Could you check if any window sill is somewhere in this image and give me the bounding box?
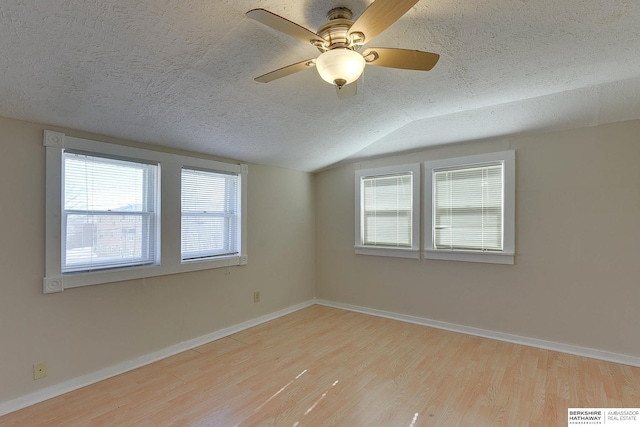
[355,246,420,259]
[44,254,245,292]
[423,249,514,265]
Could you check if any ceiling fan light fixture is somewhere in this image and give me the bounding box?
[315,48,365,87]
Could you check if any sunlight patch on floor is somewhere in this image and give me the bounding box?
[293,380,340,426]
[254,369,308,413]
[409,412,420,427]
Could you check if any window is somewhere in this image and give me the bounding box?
[63,152,159,272]
[181,168,239,261]
[354,164,420,258]
[433,164,503,251]
[424,151,515,264]
[44,130,247,293]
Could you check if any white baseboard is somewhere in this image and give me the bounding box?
[0,299,315,417]
[315,299,640,368]
[4,298,638,417]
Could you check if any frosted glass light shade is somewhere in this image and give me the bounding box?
[316,49,365,87]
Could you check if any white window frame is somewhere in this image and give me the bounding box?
[423,151,515,265]
[44,130,248,293]
[61,151,160,273]
[180,167,241,262]
[354,163,421,259]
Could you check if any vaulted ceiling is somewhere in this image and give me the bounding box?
[1,0,639,171]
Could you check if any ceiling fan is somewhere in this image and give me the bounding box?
[246,0,440,98]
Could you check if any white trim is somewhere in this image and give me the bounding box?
[43,277,63,294]
[239,164,248,265]
[44,131,248,290]
[44,144,63,291]
[315,299,640,368]
[422,249,514,264]
[0,300,315,417]
[43,130,65,148]
[423,150,515,264]
[354,246,420,259]
[354,163,421,256]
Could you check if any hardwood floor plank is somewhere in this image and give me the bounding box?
[1,305,639,426]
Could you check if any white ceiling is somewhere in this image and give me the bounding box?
[1,0,639,172]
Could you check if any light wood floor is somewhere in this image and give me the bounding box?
[2,305,639,426]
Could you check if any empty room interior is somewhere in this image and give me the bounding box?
[1,0,639,425]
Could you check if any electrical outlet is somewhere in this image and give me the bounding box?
[33,362,48,380]
[253,291,260,303]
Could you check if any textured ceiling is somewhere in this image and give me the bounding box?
[1,0,639,171]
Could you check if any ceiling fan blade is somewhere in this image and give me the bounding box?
[247,9,325,46]
[348,0,419,44]
[337,81,357,99]
[362,48,439,71]
[254,58,317,83]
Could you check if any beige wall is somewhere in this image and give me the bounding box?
[316,120,640,357]
[2,114,640,406]
[0,116,316,402]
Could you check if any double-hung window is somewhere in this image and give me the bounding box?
[44,130,247,293]
[353,153,514,264]
[424,151,515,264]
[354,164,420,258]
[181,168,239,261]
[62,151,159,272]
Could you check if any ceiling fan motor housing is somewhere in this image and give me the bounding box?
[316,7,357,51]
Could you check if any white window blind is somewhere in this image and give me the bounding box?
[433,163,503,251]
[62,151,159,273]
[181,168,239,261]
[362,173,413,247]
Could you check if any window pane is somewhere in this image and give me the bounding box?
[65,214,154,271]
[64,154,150,211]
[62,152,158,273]
[181,168,239,261]
[362,173,413,247]
[434,164,503,251]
